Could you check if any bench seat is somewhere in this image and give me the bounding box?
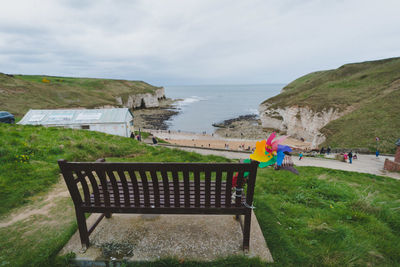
[87,181,246,208]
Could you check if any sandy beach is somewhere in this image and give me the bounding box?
[145,129,311,150]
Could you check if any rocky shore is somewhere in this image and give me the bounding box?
[132,98,179,130]
[212,114,269,139]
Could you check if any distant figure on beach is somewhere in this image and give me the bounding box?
[152,136,158,145]
[376,150,379,158]
[327,146,331,155]
[299,152,303,160]
[348,151,353,164]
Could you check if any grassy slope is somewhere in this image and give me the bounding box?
[262,57,400,152]
[0,73,162,117]
[0,124,228,216]
[255,167,400,266]
[1,124,400,266]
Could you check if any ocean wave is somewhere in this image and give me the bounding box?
[247,108,259,115]
[176,96,206,107]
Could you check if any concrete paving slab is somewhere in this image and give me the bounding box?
[60,211,273,265]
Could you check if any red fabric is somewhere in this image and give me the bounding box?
[232,173,238,188]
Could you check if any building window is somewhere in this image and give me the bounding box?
[81,125,90,130]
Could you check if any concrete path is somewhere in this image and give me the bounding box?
[162,145,400,180]
[61,212,273,264]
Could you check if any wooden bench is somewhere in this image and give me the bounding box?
[58,159,258,251]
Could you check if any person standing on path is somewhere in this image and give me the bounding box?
[299,152,303,160]
[327,146,331,155]
[348,151,353,164]
[152,136,158,145]
[376,150,380,158]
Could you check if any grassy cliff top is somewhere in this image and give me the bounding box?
[0,74,162,116]
[261,57,400,152]
[263,57,400,112]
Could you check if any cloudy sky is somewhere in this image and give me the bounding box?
[1,0,399,85]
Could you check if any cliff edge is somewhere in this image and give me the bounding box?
[0,74,165,116]
[259,57,400,152]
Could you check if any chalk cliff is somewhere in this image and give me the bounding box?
[259,104,347,148]
[116,87,166,109]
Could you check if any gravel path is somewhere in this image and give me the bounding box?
[163,145,400,180]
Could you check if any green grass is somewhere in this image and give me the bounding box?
[0,73,161,117]
[1,124,400,266]
[0,124,228,216]
[261,57,400,153]
[254,167,400,266]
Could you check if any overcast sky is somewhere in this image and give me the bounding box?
[0,0,399,86]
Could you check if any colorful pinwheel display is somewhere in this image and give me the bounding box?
[249,132,297,174]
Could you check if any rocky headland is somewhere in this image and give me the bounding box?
[132,98,179,130]
[257,57,400,153]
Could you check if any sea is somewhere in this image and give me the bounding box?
[164,84,285,134]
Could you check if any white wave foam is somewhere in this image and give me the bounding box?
[176,96,206,107]
[247,108,259,115]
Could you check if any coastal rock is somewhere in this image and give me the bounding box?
[259,104,347,148]
[116,88,166,109]
[132,98,179,130]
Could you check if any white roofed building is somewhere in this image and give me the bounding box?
[18,108,134,137]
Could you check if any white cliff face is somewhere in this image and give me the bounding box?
[115,87,165,109]
[259,103,345,148]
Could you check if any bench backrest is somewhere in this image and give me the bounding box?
[58,160,258,209]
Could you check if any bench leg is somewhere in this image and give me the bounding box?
[105,212,112,218]
[243,211,251,251]
[75,208,89,249]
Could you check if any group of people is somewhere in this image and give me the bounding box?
[343,151,357,164]
[319,146,332,155]
[298,148,358,164]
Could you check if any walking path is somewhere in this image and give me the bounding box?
[158,144,400,180]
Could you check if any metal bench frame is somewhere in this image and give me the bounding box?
[58,159,258,251]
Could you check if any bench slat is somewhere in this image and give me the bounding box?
[84,169,100,206]
[235,170,245,207]
[139,171,151,207]
[194,171,201,207]
[127,170,141,207]
[215,170,222,207]
[172,170,180,207]
[75,170,91,204]
[183,170,190,207]
[205,171,211,208]
[161,171,170,207]
[225,170,233,207]
[150,170,160,207]
[106,170,121,206]
[117,170,130,207]
[95,168,111,207]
